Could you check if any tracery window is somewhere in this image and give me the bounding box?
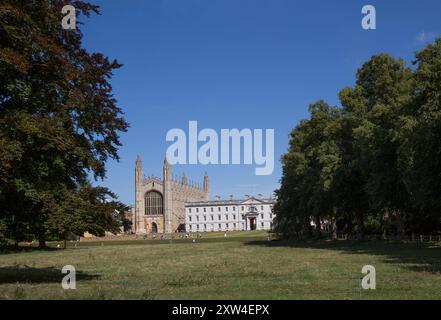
[145,191,163,215]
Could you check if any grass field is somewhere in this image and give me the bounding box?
[1,231,440,300]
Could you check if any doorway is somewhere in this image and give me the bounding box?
[249,217,257,231]
[151,222,158,234]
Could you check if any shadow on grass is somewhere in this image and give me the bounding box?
[0,265,100,284]
[245,239,441,274]
[0,246,62,256]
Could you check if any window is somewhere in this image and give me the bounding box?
[203,208,206,213]
[233,206,236,211]
[196,208,199,213]
[204,216,206,221]
[241,206,244,211]
[226,215,228,220]
[218,207,221,212]
[189,216,192,222]
[211,207,214,212]
[218,224,221,229]
[261,222,264,227]
[261,214,264,219]
[196,216,199,221]
[211,215,214,221]
[233,215,236,220]
[197,225,200,230]
[218,215,221,220]
[189,208,192,213]
[261,206,264,210]
[145,191,163,215]
[234,223,236,228]
[226,207,229,212]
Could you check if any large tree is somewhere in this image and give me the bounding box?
[403,39,441,233]
[274,40,441,239]
[337,54,413,239]
[0,1,129,247]
[274,101,341,238]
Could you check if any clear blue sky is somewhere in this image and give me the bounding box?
[80,0,441,205]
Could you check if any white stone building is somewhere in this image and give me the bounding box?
[185,197,276,233]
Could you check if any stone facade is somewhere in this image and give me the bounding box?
[134,156,209,234]
[185,197,276,232]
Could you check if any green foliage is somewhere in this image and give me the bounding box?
[0,1,129,246]
[275,39,441,239]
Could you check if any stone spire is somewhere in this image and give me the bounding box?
[163,155,172,233]
[163,156,171,181]
[134,155,144,234]
[135,155,143,184]
[203,172,209,199]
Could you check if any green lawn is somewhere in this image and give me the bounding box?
[0,231,440,300]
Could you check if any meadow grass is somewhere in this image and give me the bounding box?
[0,231,440,300]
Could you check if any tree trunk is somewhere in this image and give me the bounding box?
[332,219,337,240]
[396,210,405,240]
[38,236,46,248]
[356,212,364,240]
[306,219,313,238]
[380,209,386,239]
[315,216,322,237]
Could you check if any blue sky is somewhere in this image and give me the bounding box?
[80,0,441,205]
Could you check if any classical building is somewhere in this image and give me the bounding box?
[185,197,276,233]
[133,156,209,234]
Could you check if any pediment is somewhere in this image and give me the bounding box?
[239,197,265,205]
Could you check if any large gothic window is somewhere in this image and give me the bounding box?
[145,191,163,215]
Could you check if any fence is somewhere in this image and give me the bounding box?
[335,234,441,242]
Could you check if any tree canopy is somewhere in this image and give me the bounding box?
[0,0,129,247]
[274,39,441,239]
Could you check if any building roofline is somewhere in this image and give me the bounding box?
[185,197,276,207]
